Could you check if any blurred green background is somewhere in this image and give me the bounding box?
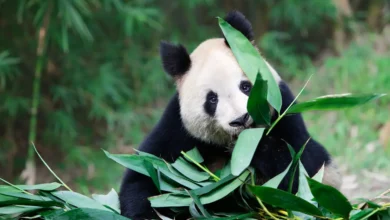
[0,0,389,199]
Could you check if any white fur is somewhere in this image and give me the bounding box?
[323,161,342,189]
[178,38,253,146]
[176,38,283,146]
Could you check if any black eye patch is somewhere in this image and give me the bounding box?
[239,81,252,96]
[204,91,218,117]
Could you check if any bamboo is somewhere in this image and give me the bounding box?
[23,3,52,185]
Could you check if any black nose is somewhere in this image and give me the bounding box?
[229,113,249,127]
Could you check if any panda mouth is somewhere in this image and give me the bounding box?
[231,123,256,140]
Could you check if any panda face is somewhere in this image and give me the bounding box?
[159,11,282,146]
[176,39,254,146]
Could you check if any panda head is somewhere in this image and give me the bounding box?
[160,11,280,146]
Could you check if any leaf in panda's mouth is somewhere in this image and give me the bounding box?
[230,128,265,176]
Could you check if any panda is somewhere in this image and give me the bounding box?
[119,10,341,219]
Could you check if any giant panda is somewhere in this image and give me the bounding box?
[119,10,341,219]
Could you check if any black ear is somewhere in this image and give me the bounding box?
[223,10,254,46]
[160,41,191,77]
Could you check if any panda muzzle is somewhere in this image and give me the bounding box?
[229,113,250,128]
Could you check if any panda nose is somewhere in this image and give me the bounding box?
[229,113,249,127]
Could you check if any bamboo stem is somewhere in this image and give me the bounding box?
[24,3,52,185]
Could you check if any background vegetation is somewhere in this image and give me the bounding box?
[0,0,389,199]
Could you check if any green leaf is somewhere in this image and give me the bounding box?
[287,93,386,114]
[306,177,352,218]
[262,161,292,188]
[0,193,60,207]
[185,148,204,163]
[134,150,201,189]
[286,143,296,159]
[0,182,62,192]
[189,202,204,218]
[52,191,111,212]
[218,17,282,113]
[106,150,200,190]
[0,192,52,202]
[231,128,265,176]
[288,138,310,193]
[143,160,161,192]
[294,161,316,220]
[157,163,201,190]
[296,161,315,205]
[247,73,270,125]
[53,208,130,220]
[219,162,231,179]
[104,150,149,176]
[158,175,184,194]
[0,205,42,215]
[350,209,375,220]
[149,170,250,207]
[92,189,120,214]
[191,175,236,196]
[312,164,325,183]
[198,212,256,219]
[39,209,66,219]
[187,190,211,217]
[172,157,209,182]
[247,185,323,217]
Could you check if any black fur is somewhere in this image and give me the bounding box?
[160,41,191,77]
[119,93,228,219]
[223,10,254,46]
[204,91,218,117]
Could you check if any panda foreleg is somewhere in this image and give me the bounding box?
[250,80,341,192]
[119,169,159,219]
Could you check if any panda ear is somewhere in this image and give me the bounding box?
[160,41,191,77]
[223,10,254,46]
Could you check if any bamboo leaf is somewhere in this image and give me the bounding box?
[247,185,323,217]
[104,150,149,176]
[172,157,209,182]
[0,182,61,192]
[52,191,111,212]
[287,93,386,114]
[184,148,204,163]
[187,190,212,217]
[218,17,282,113]
[53,208,130,220]
[293,161,317,220]
[149,170,250,207]
[350,209,374,220]
[143,160,161,192]
[0,205,43,215]
[312,164,325,183]
[262,162,292,188]
[231,128,265,176]
[247,73,271,125]
[191,175,236,196]
[92,189,120,214]
[306,177,352,219]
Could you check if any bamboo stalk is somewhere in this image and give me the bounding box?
[23,3,52,185]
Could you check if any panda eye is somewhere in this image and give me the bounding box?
[208,95,218,104]
[240,81,252,95]
[206,91,218,104]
